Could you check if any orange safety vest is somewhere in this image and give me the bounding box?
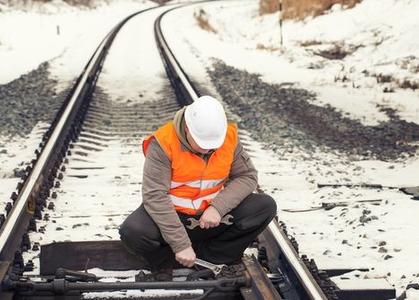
[142,122,238,215]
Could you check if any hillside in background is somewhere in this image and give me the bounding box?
[0,0,141,10]
[260,0,362,18]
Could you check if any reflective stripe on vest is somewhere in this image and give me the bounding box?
[142,122,238,215]
[170,178,226,189]
[170,191,220,211]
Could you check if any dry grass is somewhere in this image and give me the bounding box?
[315,43,362,60]
[298,40,323,47]
[194,9,217,34]
[372,73,418,90]
[259,0,362,19]
[397,79,418,90]
[149,0,171,4]
[375,74,393,83]
[256,43,281,52]
[5,0,97,7]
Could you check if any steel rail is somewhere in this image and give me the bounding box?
[1,2,328,300]
[0,2,168,277]
[268,221,328,300]
[156,2,328,300]
[0,26,107,256]
[9,277,246,292]
[154,3,203,105]
[154,0,252,105]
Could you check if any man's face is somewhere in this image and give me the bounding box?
[185,126,213,155]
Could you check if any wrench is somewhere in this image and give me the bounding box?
[186,214,234,230]
[194,258,227,276]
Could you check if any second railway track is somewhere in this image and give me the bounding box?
[0,2,397,300]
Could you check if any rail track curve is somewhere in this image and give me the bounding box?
[0,2,396,300]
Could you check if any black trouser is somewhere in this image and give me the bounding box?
[119,193,277,270]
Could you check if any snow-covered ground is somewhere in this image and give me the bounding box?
[162,0,419,298]
[168,0,419,127]
[0,0,156,237]
[1,0,418,299]
[0,0,156,89]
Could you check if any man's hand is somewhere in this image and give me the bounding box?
[199,206,221,229]
[175,246,196,267]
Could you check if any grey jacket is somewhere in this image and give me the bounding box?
[142,107,258,253]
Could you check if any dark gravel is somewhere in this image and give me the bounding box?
[208,60,419,161]
[0,62,71,137]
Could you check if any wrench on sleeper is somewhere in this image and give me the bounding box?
[194,258,227,276]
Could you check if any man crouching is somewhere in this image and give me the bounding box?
[119,96,277,280]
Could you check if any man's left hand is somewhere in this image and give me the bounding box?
[199,206,221,229]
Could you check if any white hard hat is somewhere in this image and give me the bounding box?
[185,96,227,149]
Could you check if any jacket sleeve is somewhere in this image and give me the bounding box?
[142,139,192,253]
[210,140,258,216]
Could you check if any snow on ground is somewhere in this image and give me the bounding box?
[13,4,187,299]
[166,0,419,127]
[0,122,50,205]
[0,0,156,90]
[97,4,170,102]
[21,2,174,260]
[0,1,156,212]
[162,0,419,297]
[81,270,202,299]
[1,0,419,298]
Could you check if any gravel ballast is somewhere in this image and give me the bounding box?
[208,60,419,161]
[0,62,72,138]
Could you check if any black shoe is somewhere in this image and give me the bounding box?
[216,262,245,279]
[186,268,214,281]
[135,270,154,282]
[135,267,173,282]
[152,267,173,281]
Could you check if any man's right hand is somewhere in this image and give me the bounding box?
[175,246,196,268]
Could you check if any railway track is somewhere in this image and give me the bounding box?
[0,2,396,300]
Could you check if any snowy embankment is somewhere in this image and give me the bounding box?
[162,0,419,298]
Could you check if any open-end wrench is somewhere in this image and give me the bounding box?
[194,258,227,276]
[186,214,234,230]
